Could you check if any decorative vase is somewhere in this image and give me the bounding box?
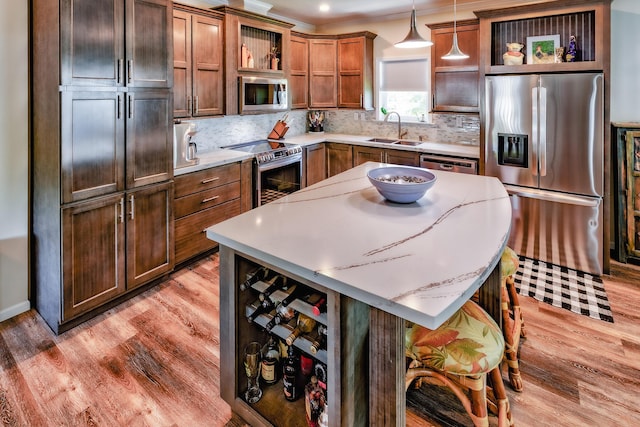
[566,35,577,62]
[271,58,279,70]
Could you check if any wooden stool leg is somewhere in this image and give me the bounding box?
[489,367,514,427]
[503,276,524,392]
[506,275,526,337]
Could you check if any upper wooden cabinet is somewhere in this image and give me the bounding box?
[173,5,224,117]
[337,33,375,110]
[428,20,479,113]
[475,0,611,75]
[309,38,338,109]
[60,0,172,88]
[215,6,294,115]
[290,34,309,109]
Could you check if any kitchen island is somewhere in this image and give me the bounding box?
[206,162,511,426]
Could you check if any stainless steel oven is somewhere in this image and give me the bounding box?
[222,140,303,207]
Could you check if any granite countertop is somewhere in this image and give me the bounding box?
[174,132,480,176]
[206,162,511,329]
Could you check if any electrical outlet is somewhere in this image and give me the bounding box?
[455,116,463,128]
[353,112,359,120]
[360,112,366,121]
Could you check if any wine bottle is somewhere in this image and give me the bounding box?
[279,284,306,307]
[285,314,316,346]
[258,275,287,303]
[311,297,326,316]
[308,328,326,355]
[261,336,281,385]
[282,345,299,401]
[247,298,275,324]
[239,266,270,291]
[264,303,295,332]
[305,376,326,427]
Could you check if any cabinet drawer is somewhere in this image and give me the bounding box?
[174,163,241,198]
[174,181,240,218]
[174,199,242,264]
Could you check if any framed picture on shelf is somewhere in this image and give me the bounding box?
[526,35,560,64]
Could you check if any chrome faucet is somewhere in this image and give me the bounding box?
[384,111,407,139]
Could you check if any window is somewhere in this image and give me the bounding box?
[378,58,429,123]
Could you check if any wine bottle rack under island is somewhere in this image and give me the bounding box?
[218,249,369,427]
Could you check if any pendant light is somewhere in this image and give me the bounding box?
[395,0,433,49]
[442,0,469,60]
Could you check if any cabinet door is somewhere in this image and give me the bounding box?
[305,143,326,186]
[61,91,125,203]
[125,89,173,188]
[125,0,173,88]
[353,145,383,166]
[385,149,420,167]
[126,182,174,289]
[290,36,309,109]
[192,14,224,116]
[338,37,363,109]
[62,194,126,321]
[326,143,352,177]
[60,0,124,86]
[173,10,192,117]
[309,39,337,108]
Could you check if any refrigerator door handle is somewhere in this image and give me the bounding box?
[531,86,539,177]
[504,185,600,207]
[539,86,547,177]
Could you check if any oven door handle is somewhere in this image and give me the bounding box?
[257,155,302,172]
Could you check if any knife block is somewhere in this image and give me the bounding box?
[268,120,289,140]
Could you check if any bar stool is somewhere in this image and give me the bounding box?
[405,300,514,427]
[501,246,526,392]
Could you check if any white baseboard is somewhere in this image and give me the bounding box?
[0,300,30,323]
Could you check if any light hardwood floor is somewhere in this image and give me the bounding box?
[1,252,639,426]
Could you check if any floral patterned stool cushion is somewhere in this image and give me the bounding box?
[501,246,526,392]
[405,300,514,427]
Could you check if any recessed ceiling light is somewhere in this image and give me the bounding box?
[319,3,330,13]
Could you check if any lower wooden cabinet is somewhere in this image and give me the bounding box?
[326,143,353,177]
[385,149,420,166]
[353,145,383,166]
[173,162,243,264]
[304,143,326,186]
[353,145,420,167]
[61,182,174,322]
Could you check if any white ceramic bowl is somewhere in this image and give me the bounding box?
[367,166,436,203]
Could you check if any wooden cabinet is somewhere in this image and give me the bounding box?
[60,0,172,88]
[216,6,293,115]
[613,123,640,265]
[385,149,420,167]
[428,20,479,113]
[353,145,383,166]
[326,143,353,177]
[309,38,338,108]
[173,163,244,265]
[476,0,611,75]
[337,34,375,110]
[32,0,174,333]
[173,5,224,118]
[290,34,309,109]
[220,253,368,426]
[304,143,326,186]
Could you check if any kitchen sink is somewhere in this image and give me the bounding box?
[393,140,422,146]
[366,137,399,144]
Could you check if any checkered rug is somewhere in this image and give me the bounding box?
[514,256,614,323]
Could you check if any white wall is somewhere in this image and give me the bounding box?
[611,0,640,123]
[0,1,30,321]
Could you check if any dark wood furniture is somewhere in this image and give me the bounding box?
[612,123,640,266]
[326,143,353,177]
[337,33,375,110]
[353,145,420,167]
[32,0,174,334]
[173,161,253,266]
[289,34,309,109]
[427,19,479,113]
[173,4,224,118]
[309,37,338,109]
[304,143,327,187]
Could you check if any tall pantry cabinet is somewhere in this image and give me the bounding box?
[32,0,174,333]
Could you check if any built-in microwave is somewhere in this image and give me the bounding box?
[239,76,288,114]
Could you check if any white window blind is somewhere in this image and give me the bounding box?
[380,59,428,92]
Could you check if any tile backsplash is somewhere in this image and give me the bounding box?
[183,110,479,153]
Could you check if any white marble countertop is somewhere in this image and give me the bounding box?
[206,162,511,329]
[175,132,479,177]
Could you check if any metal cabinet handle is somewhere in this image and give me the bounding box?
[129,194,135,220]
[187,95,192,115]
[117,59,123,84]
[119,197,125,223]
[128,94,133,119]
[127,59,133,84]
[117,94,122,119]
[194,96,199,114]
[201,195,219,204]
[201,177,219,184]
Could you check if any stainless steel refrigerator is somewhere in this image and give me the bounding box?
[484,73,604,275]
